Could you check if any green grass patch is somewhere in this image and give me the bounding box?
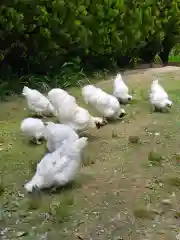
[169,55,180,62]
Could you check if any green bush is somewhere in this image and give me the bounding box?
[0,0,179,94]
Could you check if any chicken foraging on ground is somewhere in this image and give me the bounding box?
[24,137,88,192]
[20,118,45,144]
[149,78,172,112]
[44,121,79,152]
[22,86,56,117]
[48,88,107,131]
[82,84,126,121]
[113,73,132,104]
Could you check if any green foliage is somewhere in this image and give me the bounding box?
[169,55,180,63]
[49,193,75,223]
[154,54,162,64]
[0,0,179,95]
[170,43,180,56]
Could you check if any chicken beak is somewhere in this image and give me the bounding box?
[119,112,126,118]
[102,117,108,125]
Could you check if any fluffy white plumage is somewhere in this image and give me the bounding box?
[82,85,98,104]
[24,137,88,192]
[22,86,56,116]
[113,73,132,103]
[82,85,126,120]
[44,122,79,152]
[48,88,106,131]
[20,118,45,144]
[48,88,76,110]
[149,78,172,111]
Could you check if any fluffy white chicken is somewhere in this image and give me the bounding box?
[44,122,79,152]
[149,78,172,111]
[82,85,98,104]
[20,118,45,144]
[22,86,56,117]
[48,88,107,131]
[24,137,88,192]
[48,88,76,110]
[113,73,132,103]
[82,85,126,120]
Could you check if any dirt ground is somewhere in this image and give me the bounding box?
[1,66,180,239]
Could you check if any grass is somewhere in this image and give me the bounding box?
[1,69,180,239]
[169,55,180,63]
[133,208,155,219]
[167,176,180,187]
[148,150,164,166]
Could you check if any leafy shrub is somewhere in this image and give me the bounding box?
[0,0,179,95]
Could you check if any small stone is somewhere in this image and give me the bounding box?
[172,192,176,197]
[151,209,163,215]
[113,237,123,240]
[18,192,24,198]
[161,199,171,205]
[15,231,28,237]
[145,180,153,189]
[176,233,180,240]
[154,132,160,136]
[169,224,177,230]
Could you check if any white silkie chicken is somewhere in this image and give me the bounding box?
[82,85,126,121]
[20,118,45,144]
[44,121,79,152]
[113,73,132,104]
[24,137,88,192]
[22,86,56,117]
[149,78,172,112]
[48,88,107,131]
[47,88,76,110]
